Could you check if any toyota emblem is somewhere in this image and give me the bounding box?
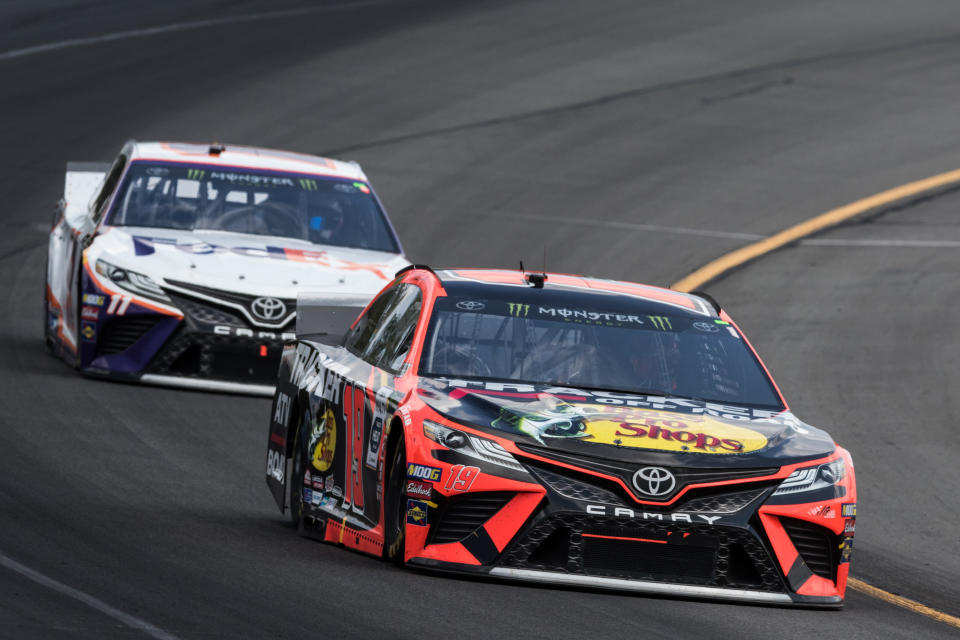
[456,300,485,311]
[632,466,676,497]
[251,296,287,322]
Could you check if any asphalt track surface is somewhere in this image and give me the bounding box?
[1,1,959,637]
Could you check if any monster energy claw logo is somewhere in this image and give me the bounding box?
[647,315,672,330]
[508,303,530,317]
[299,178,318,191]
[187,169,205,180]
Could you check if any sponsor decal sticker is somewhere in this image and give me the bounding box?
[492,403,767,453]
[456,300,485,311]
[81,305,99,320]
[365,417,383,470]
[310,407,337,472]
[839,535,854,563]
[266,449,284,482]
[841,503,857,518]
[303,487,313,503]
[692,321,719,333]
[406,499,428,526]
[131,235,391,279]
[407,463,442,482]
[844,518,856,534]
[352,182,370,194]
[405,479,433,499]
[809,504,836,519]
[647,315,672,331]
[507,302,530,317]
[82,293,105,306]
[81,322,96,341]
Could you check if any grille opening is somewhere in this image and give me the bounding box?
[527,527,571,569]
[428,492,513,545]
[780,517,837,581]
[582,533,717,581]
[96,315,164,355]
[725,543,764,586]
[168,343,204,376]
[522,459,637,506]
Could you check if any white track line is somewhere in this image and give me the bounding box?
[802,238,960,247]
[482,211,765,241]
[0,3,382,62]
[0,550,181,640]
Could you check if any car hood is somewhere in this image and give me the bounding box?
[92,226,408,298]
[417,378,836,467]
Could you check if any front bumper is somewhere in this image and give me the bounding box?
[402,445,853,607]
[79,273,292,393]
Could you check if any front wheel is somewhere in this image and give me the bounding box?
[382,437,407,566]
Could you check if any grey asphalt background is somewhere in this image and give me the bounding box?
[1,0,958,637]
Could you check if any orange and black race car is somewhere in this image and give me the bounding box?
[265,266,856,607]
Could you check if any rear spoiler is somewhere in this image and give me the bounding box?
[63,161,109,218]
[295,292,371,345]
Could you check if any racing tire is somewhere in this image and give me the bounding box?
[383,437,407,567]
[42,248,55,356]
[288,418,308,528]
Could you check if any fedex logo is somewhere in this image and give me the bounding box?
[131,236,388,279]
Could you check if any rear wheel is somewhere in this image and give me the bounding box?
[288,420,307,527]
[383,437,407,566]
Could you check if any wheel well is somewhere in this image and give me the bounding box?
[384,416,405,481]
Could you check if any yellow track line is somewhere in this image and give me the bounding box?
[671,167,960,292]
[672,169,960,627]
[848,578,960,629]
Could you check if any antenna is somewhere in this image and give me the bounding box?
[519,260,525,273]
[542,246,546,273]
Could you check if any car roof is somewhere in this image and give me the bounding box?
[431,268,718,318]
[128,141,368,181]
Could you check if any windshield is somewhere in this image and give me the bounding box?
[106,162,400,253]
[421,296,783,410]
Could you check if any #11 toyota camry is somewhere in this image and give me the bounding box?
[265,267,856,607]
[45,141,409,394]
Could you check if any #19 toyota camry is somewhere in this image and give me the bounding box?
[265,267,856,607]
[45,141,409,394]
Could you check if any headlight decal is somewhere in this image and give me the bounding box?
[772,458,845,496]
[95,259,172,304]
[423,420,524,471]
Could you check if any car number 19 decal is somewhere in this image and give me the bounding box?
[445,465,480,492]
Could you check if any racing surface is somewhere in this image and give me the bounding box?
[2,0,959,637]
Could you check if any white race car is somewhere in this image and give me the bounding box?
[45,141,409,395]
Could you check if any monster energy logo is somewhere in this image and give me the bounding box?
[299,178,318,191]
[187,169,205,180]
[647,315,672,330]
[508,303,530,317]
